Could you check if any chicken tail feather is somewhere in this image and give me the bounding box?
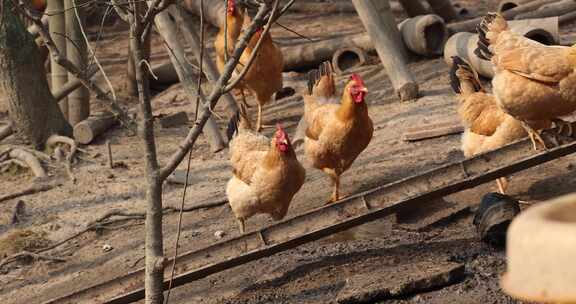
[475,13,507,61]
[307,61,336,97]
[226,102,251,141]
[450,56,483,95]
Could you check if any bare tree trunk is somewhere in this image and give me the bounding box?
[130,9,165,304]
[126,2,151,97]
[47,0,68,119]
[65,0,90,126]
[0,0,72,149]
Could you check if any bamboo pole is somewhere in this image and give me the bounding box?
[47,0,68,119]
[153,9,226,152]
[352,0,419,101]
[65,0,89,126]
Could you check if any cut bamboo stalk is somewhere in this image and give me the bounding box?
[65,0,89,126]
[153,9,226,152]
[426,0,459,22]
[331,47,367,74]
[398,14,447,56]
[47,0,68,119]
[352,0,419,101]
[397,0,429,17]
[73,112,117,144]
[52,67,98,102]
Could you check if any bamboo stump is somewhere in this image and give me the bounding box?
[352,0,418,101]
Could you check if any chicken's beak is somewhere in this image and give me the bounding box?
[361,87,368,93]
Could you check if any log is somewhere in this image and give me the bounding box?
[73,112,117,144]
[398,14,447,56]
[426,0,459,22]
[397,0,429,17]
[498,0,534,12]
[352,0,419,101]
[153,8,226,152]
[331,47,367,74]
[514,0,576,20]
[447,0,557,33]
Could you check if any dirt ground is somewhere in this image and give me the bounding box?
[1,0,576,303]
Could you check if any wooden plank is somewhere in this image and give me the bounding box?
[403,124,464,142]
[42,123,576,304]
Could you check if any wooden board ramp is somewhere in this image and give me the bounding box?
[43,123,576,304]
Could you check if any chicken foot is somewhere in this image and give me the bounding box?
[553,118,573,137]
[237,218,248,252]
[329,175,340,203]
[496,177,509,194]
[520,121,548,151]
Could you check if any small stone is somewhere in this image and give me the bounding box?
[102,244,113,252]
[107,173,115,179]
[214,230,225,239]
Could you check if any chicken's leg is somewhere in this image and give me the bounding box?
[237,218,247,252]
[520,121,547,151]
[553,118,573,137]
[496,177,508,194]
[330,175,340,203]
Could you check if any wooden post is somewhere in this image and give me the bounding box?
[352,0,419,101]
[47,0,68,119]
[426,0,459,22]
[153,10,226,152]
[65,0,89,126]
[397,0,429,17]
[171,5,238,116]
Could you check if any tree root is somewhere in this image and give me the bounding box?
[0,122,13,142]
[0,251,66,271]
[0,147,47,178]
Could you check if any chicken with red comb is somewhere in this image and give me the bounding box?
[303,63,374,202]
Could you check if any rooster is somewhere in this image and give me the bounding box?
[215,0,284,132]
[225,104,305,234]
[450,56,550,193]
[475,13,576,151]
[303,62,373,202]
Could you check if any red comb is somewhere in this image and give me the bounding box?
[350,73,365,87]
[227,0,235,13]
